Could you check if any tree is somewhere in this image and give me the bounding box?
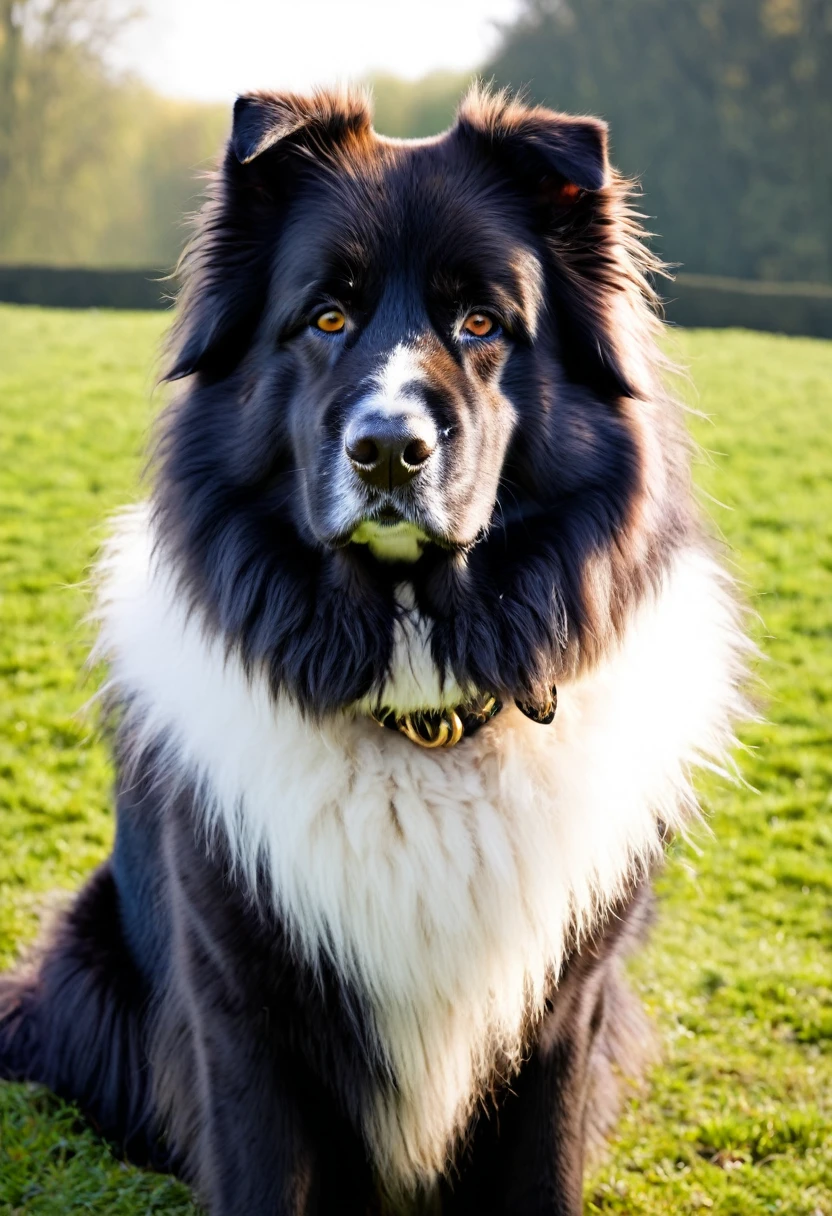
[488,0,832,282]
[0,0,227,268]
[369,70,472,139]
[1,0,134,262]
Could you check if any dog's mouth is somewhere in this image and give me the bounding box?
[323,499,475,563]
[374,505,406,527]
[349,510,432,563]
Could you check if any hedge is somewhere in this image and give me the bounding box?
[0,265,170,311]
[665,274,832,339]
[1,265,832,338]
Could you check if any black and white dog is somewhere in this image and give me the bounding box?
[0,87,746,1214]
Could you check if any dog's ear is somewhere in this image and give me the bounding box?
[230,89,372,167]
[455,88,609,201]
[164,90,372,383]
[231,94,310,165]
[455,90,640,401]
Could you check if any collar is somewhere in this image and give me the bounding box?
[370,686,557,749]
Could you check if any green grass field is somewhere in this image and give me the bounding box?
[0,305,830,1215]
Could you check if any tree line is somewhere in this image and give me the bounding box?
[487,0,832,283]
[0,0,228,268]
[0,0,828,282]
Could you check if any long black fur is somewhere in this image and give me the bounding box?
[1,768,653,1214]
[1,86,696,1214]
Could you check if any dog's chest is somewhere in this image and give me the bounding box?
[264,705,578,1185]
[97,513,742,1188]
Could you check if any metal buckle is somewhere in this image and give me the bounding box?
[395,708,465,748]
[370,693,503,748]
[371,707,465,748]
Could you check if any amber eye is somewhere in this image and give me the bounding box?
[314,309,346,334]
[462,312,497,339]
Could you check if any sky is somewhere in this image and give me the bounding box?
[116,0,524,103]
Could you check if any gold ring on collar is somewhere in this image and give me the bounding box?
[397,708,465,748]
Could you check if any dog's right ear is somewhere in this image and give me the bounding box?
[231,94,310,165]
[230,89,371,168]
[164,89,372,383]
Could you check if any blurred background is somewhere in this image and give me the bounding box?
[0,0,831,332]
[2,5,832,1212]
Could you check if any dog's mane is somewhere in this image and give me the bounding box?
[149,85,697,715]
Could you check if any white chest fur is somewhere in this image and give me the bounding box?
[95,507,744,1188]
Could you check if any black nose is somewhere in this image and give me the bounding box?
[345,412,437,490]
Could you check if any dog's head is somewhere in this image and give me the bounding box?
[157,87,691,713]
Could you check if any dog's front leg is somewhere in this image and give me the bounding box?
[185,1022,325,1214]
[446,956,625,1215]
[154,817,373,1215]
[445,1027,590,1215]
[448,889,653,1216]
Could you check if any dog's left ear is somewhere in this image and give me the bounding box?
[455,90,642,401]
[455,89,610,201]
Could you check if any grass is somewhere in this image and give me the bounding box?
[0,305,830,1214]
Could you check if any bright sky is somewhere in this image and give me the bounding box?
[117,0,524,103]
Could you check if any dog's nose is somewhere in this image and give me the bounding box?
[345,413,437,490]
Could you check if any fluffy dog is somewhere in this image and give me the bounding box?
[0,86,746,1214]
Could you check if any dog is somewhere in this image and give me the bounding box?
[0,86,746,1214]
